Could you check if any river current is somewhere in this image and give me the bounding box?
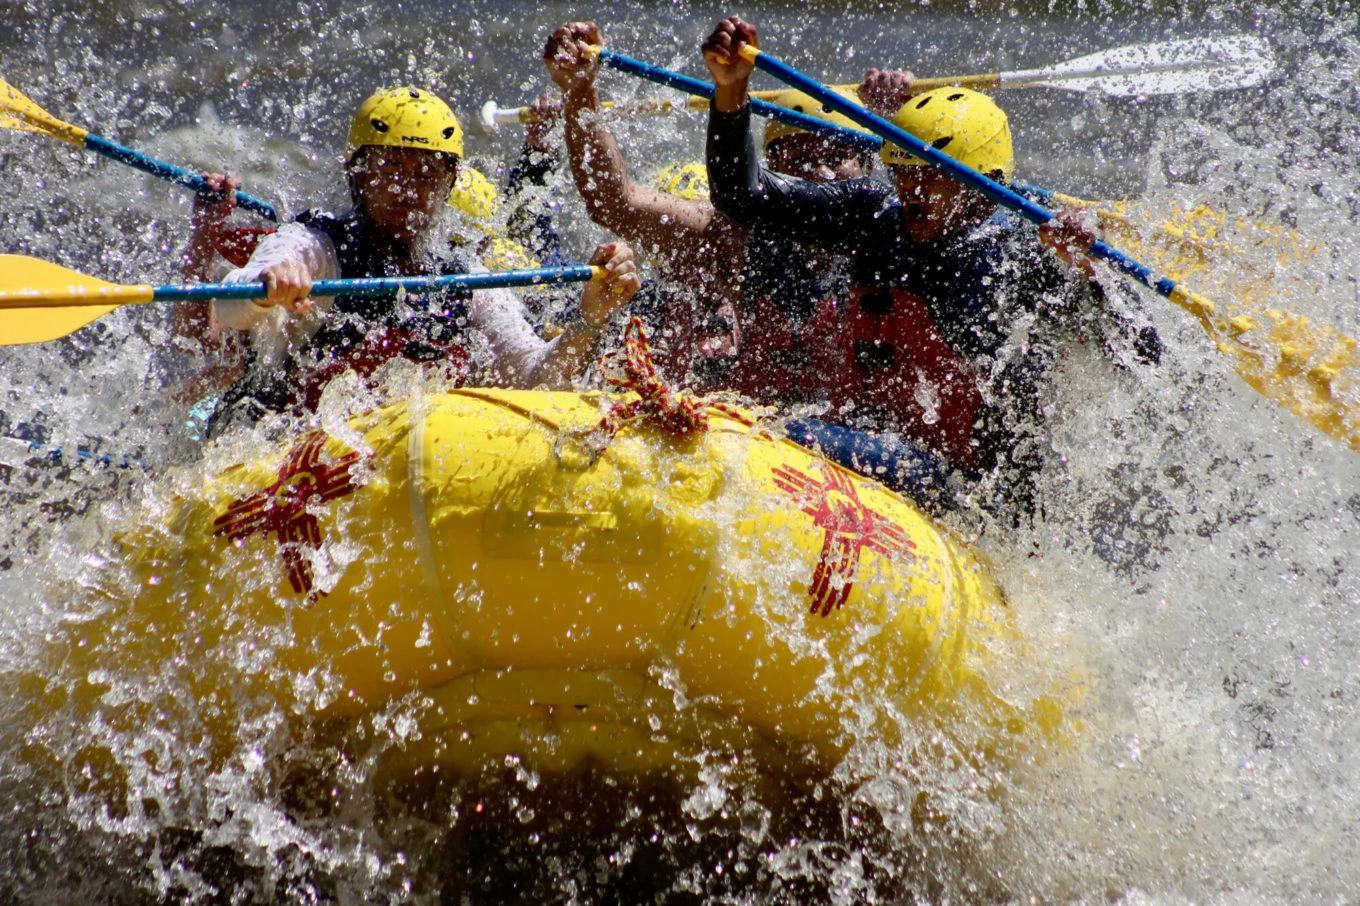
[2,0,1359,902]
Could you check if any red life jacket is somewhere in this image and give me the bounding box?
[708,288,982,466]
[822,286,984,466]
[215,226,275,267]
[719,293,846,405]
[296,325,470,412]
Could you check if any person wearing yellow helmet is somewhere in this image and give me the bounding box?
[543,21,869,398]
[879,86,1019,244]
[704,16,1162,518]
[448,165,539,270]
[206,86,639,430]
[651,162,709,202]
[760,87,876,182]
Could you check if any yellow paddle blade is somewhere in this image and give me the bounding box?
[1058,197,1360,449]
[1061,196,1314,294]
[0,77,88,146]
[1158,283,1358,449]
[1213,303,1360,449]
[0,255,153,346]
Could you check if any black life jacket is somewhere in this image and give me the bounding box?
[297,211,472,390]
[213,211,475,425]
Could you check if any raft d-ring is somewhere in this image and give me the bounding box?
[552,426,607,471]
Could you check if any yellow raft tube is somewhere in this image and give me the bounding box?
[43,388,1055,779]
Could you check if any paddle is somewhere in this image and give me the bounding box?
[1016,185,1314,307]
[580,49,1311,314]
[1,77,277,220]
[726,42,1359,451]
[594,50,882,151]
[482,50,875,146]
[756,34,1275,99]
[480,35,1275,131]
[480,96,698,132]
[0,255,603,346]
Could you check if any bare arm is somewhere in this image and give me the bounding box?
[544,22,739,264]
[176,173,242,351]
[182,173,241,283]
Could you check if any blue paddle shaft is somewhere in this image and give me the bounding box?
[151,265,599,302]
[83,133,278,221]
[744,49,1180,299]
[2,435,142,469]
[598,51,1064,204]
[599,50,881,152]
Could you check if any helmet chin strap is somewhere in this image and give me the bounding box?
[346,169,361,210]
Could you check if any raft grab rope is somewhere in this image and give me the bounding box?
[554,317,758,467]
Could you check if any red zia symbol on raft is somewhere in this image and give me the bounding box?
[212,430,366,604]
[771,464,916,617]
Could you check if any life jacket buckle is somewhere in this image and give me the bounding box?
[854,341,896,370]
[858,290,894,316]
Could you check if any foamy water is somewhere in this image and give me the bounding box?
[2,1,1358,902]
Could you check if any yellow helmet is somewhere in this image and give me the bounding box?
[761,87,868,153]
[881,87,1013,182]
[445,167,536,273]
[448,166,501,227]
[346,86,464,161]
[653,162,708,201]
[479,236,539,272]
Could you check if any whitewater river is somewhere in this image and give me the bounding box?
[2,0,1359,902]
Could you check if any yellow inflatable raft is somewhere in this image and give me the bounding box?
[39,388,1051,780]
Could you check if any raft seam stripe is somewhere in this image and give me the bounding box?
[407,388,449,610]
[451,387,566,431]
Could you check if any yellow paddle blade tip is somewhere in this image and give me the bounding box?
[0,255,153,345]
[0,304,125,346]
[0,79,88,146]
[1168,285,1217,319]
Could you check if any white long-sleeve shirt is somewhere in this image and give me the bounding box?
[213,221,582,387]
